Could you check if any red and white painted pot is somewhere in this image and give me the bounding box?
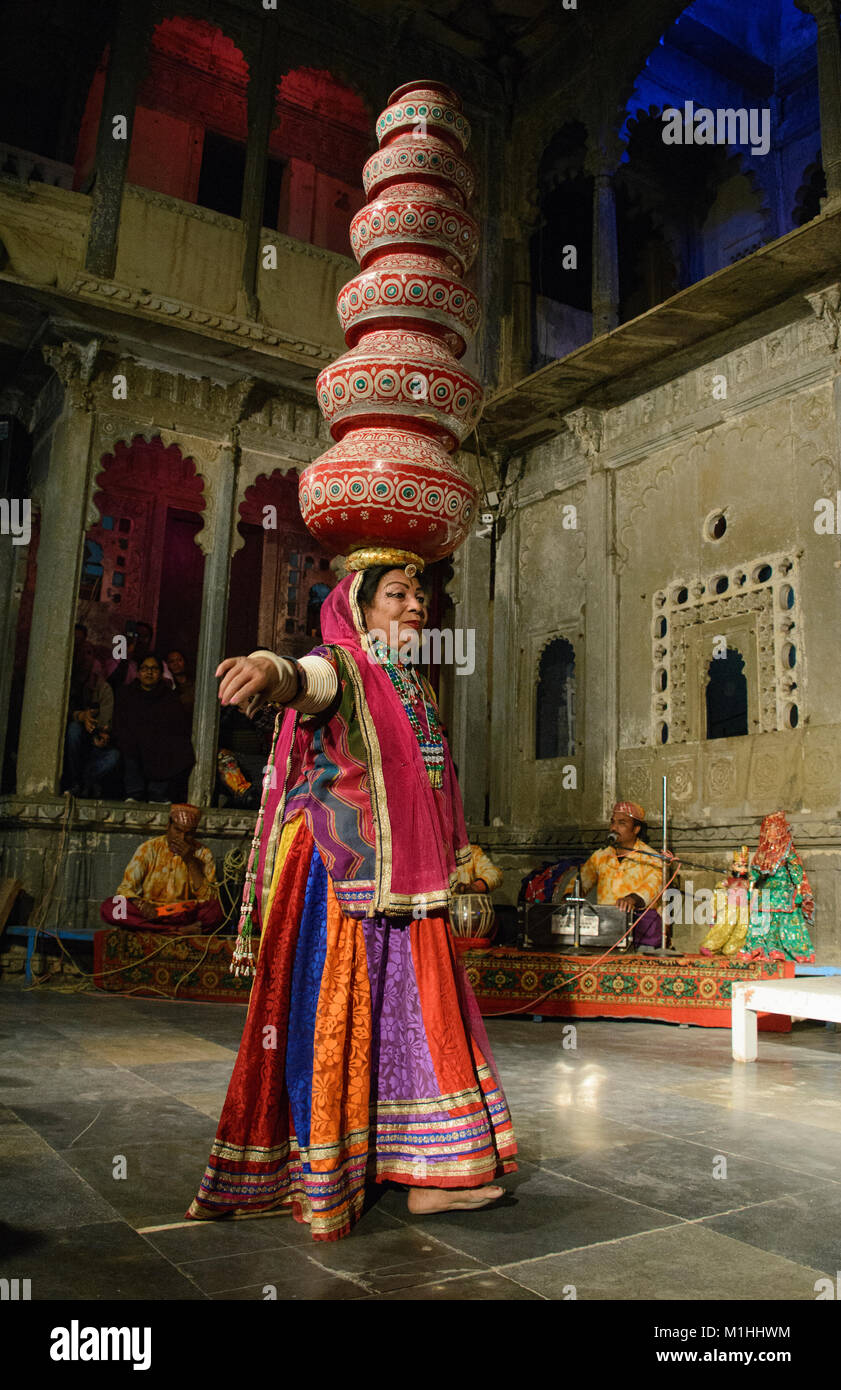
[316,329,483,448]
[362,134,475,206]
[337,252,480,357]
[349,182,479,273]
[376,82,470,152]
[299,427,476,563]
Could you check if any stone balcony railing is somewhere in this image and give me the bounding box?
[0,142,75,189]
[0,177,353,369]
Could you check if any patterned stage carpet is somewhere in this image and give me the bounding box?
[460,946,794,1029]
[93,930,793,1029]
[93,928,251,1003]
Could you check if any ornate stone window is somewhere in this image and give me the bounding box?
[705,647,748,739]
[652,553,801,744]
[536,637,576,759]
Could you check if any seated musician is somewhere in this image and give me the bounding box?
[100,803,224,932]
[565,800,663,949]
[454,843,503,895]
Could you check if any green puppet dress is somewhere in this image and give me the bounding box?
[740,812,815,964]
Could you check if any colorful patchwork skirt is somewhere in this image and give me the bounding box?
[187,814,517,1240]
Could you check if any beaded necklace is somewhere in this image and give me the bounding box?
[370,637,444,788]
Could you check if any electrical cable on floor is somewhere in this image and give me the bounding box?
[23,817,250,997]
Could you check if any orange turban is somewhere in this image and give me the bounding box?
[170,803,201,831]
[613,800,645,822]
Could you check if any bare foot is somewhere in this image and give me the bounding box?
[407,1185,505,1215]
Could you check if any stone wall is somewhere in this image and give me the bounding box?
[457,288,841,962]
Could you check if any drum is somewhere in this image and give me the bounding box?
[448,892,495,939]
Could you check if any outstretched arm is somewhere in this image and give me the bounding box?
[217,651,338,716]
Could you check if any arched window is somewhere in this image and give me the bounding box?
[705,647,748,740]
[536,638,575,760]
[531,122,592,365]
[273,69,370,254]
[306,582,332,638]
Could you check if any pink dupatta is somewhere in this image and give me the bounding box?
[253,573,470,922]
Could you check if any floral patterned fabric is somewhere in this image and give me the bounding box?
[188,815,517,1241]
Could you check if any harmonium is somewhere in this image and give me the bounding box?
[520,901,631,953]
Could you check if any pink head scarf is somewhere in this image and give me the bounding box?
[256,572,469,920]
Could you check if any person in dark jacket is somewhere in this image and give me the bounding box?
[114,653,195,802]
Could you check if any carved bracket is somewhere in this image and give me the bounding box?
[805,283,841,353]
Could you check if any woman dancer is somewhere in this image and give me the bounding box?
[187,563,516,1240]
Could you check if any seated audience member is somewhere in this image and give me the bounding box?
[113,653,195,801]
[455,843,504,894]
[63,635,121,797]
[166,649,195,713]
[566,800,664,948]
[106,621,173,690]
[100,803,223,931]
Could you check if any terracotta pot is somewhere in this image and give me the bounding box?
[363,134,475,206]
[299,427,477,562]
[350,182,479,273]
[316,329,483,448]
[377,83,471,153]
[337,253,481,356]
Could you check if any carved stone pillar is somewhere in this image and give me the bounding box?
[238,21,281,318]
[183,382,255,806]
[17,344,100,795]
[572,411,617,822]
[188,441,240,807]
[587,132,623,337]
[797,0,841,209]
[84,0,153,279]
[448,528,491,827]
[488,498,518,826]
[508,229,534,384]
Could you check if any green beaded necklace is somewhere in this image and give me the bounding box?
[370,637,445,788]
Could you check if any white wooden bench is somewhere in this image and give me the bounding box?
[732,977,841,1061]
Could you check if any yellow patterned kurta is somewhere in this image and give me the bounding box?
[116,836,218,904]
[458,844,504,892]
[570,839,662,907]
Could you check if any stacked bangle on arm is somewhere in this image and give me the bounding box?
[247,651,339,715]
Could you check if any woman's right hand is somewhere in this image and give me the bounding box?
[216,656,276,708]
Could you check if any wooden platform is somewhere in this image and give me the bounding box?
[91,928,794,1029]
[461,945,794,1030]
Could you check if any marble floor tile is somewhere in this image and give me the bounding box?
[1,985,837,1301]
[181,1243,369,1298]
[0,1219,205,1300]
[0,1063,166,1105]
[61,1136,218,1227]
[77,1032,236,1065]
[3,1151,121,1230]
[500,1222,823,1301]
[688,1113,841,1183]
[375,1161,680,1263]
[124,1060,237,1092]
[540,1134,832,1220]
[10,1095,217,1151]
[701,1186,841,1277]
[364,1271,544,1300]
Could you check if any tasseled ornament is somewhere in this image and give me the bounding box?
[229,712,282,978]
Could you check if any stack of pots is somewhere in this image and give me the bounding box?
[299,80,482,571]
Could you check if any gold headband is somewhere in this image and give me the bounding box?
[344,546,426,573]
